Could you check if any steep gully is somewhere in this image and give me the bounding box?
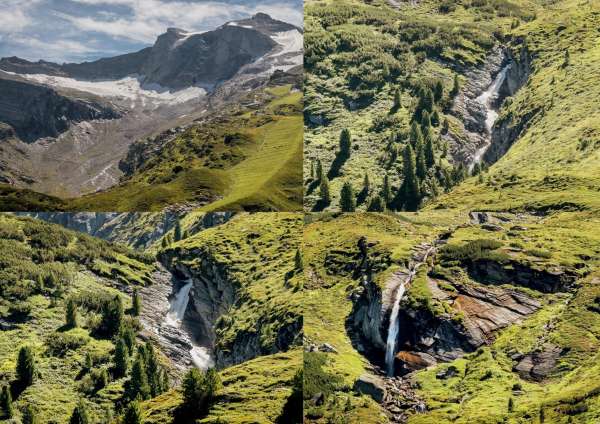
[447,43,531,170]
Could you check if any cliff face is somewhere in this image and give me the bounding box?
[483,42,534,165]
[0,77,120,142]
[158,214,303,369]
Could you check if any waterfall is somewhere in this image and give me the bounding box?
[384,245,436,376]
[385,282,406,376]
[164,280,214,370]
[470,63,511,171]
[165,280,193,326]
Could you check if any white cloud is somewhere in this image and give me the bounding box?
[60,0,301,42]
[0,0,41,32]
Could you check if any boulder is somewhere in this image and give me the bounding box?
[354,373,387,403]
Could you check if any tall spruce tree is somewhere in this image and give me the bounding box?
[339,128,351,156]
[425,132,435,168]
[0,386,13,418]
[114,338,128,378]
[128,356,150,400]
[434,80,444,102]
[16,346,35,388]
[132,288,141,317]
[340,182,356,212]
[450,74,460,98]
[66,298,77,328]
[393,89,401,110]
[409,121,424,149]
[401,144,420,211]
[416,145,427,180]
[315,159,323,181]
[362,174,370,195]
[319,176,331,205]
[100,296,123,338]
[381,175,392,206]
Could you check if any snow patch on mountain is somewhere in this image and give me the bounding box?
[270,30,303,58]
[4,72,206,108]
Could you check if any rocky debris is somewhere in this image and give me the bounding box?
[381,376,426,423]
[354,373,387,403]
[0,77,120,142]
[481,223,504,232]
[138,265,198,379]
[513,343,562,381]
[446,47,506,164]
[319,343,338,353]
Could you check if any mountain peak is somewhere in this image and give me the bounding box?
[252,12,273,21]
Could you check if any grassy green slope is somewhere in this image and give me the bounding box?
[70,85,303,212]
[430,0,600,214]
[304,0,533,211]
[0,215,154,422]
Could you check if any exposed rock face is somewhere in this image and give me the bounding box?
[0,14,297,91]
[159,242,300,368]
[446,46,506,164]
[513,343,562,381]
[467,259,577,293]
[354,373,387,403]
[483,42,533,165]
[0,77,120,142]
[138,265,198,379]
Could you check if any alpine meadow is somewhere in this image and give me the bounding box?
[303,0,600,423]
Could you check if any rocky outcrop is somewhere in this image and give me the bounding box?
[513,343,562,381]
[467,259,577,293]
[0,14,295,91]
[483,42,534,165]
[354,373,387,403]
[159,243,300,369]
[0,77,120,142]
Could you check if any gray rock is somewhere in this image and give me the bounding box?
[354,374,387,403]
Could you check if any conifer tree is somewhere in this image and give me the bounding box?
[100,296,123,338]
[294,249,303,271]
[114,338,128,378]
[400,144,420,210]
[84,352,93,371]
[315,159,323,181]
[425,132,435,168]
[409,121,424,149]
[128,356,150,400]
[431,109,440,127]
[22,404,38,424]
[145,342,163,397]
[381,175,392,206]
[182,368,205,413]
[340,182,356,212]
[393,89,401,110]
[16,346,35,388]
[121,325,136,354]
[339,128,351,156]
[132,288,141,317]
[434,80,444,102]
[362,174,370,195]
[69,400,90,424]
[450,74,460,98]
[123,400,143,424]
[161,237,168,249]
[319,176,331,205]
[0,386,13,418]
[66,298,77,328]
[563,50,570,67]
[416,145,427,180]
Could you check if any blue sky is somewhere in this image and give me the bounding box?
[0,0,303,63]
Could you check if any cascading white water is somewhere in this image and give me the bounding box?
[165,280,193,326]
[470,63,511,171]
[384,246,435,376]
[385,282,406,376]
[164,280,214,370]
